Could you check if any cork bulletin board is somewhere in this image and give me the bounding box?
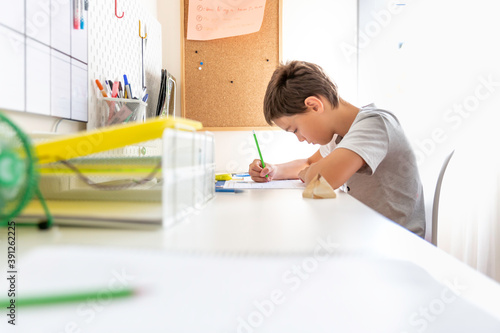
[181,0,282,130]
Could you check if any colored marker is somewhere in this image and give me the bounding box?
[104,80,112,96]
[252,130,268,178]
[111,81,119,98]
[73,0,80,29]
[80,0,84,29]
[233,173,250,177]
[215,188,243,193]
[95,79,108,98]
[118,81,124,98]
[124,74,133,99]
[95,79,117,114]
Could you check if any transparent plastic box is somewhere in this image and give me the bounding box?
[162,129,215,226]
[99,97,147,127]
[34,128,215,229]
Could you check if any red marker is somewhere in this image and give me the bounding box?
[111,81,119,98]
[73,0,80,29]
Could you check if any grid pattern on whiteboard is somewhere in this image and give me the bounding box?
[0,0,88,121]
[87,0,162,129]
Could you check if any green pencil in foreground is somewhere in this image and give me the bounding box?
[252,130,268,178]
[0,288,135,308]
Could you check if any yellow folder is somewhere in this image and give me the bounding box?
[35,117,202,164]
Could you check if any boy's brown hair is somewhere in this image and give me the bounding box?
[263,61,340,125]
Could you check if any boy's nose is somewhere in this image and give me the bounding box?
[296,133,305,142]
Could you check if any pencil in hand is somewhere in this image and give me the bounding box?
[252,130,268,178]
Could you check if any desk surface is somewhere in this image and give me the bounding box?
[3,189,500,331]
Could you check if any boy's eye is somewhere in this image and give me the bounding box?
[293,129,297,134]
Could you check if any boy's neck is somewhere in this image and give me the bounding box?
[331,99,359,137]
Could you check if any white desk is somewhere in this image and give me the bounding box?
[2,189,500,332]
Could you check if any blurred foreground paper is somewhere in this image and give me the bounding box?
[187,0,267,40]
[2,246,500,332]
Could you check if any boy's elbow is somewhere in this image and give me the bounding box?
[318,151,365,190]
[319,173,344,190]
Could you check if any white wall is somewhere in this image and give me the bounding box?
[358,0,500,280]
[141,0,157,18]
[213,130,319,173]
[2,109,86,135]
[283,0,358,103]
[359,0,500,178]
[358,0,500,212]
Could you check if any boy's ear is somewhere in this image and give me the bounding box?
[304,96,324,113]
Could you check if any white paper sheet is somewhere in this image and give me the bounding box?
[186,0,267,40]
[1,246,499,332]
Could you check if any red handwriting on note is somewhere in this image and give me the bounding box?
[187,0,267,40]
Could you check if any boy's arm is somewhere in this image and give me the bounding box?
[249,149,323,182]
[299,148,365,189]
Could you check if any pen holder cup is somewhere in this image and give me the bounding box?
[99,97,147,127]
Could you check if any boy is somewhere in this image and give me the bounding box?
[248,61,425,237]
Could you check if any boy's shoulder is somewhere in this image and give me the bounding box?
[359,103,397,118]
[355,103,401,127]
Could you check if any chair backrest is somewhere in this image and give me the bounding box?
[431,150,455,246]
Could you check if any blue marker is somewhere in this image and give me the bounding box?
[123,74,133,99]
[215,188,243,193]
[80,5,84,29]
[233,173,250,177]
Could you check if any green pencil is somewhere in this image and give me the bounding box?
[0,288,135,308]
[252,130,268,178]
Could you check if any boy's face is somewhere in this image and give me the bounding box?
[273,110,333,145]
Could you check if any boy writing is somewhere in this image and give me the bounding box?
[248,61,425,237]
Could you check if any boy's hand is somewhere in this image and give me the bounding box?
[249,159,276,182]
[298,167,308,183]
[298,164,318,185]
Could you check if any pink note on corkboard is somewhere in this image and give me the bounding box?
[187,0,267,40]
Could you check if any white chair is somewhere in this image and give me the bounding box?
[431,150,455,246]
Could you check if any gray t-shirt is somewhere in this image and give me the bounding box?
[320,104,425,237]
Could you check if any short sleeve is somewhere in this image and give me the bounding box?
[319,145,331,158]
[319,134,339,157]
[336,113,390,175]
